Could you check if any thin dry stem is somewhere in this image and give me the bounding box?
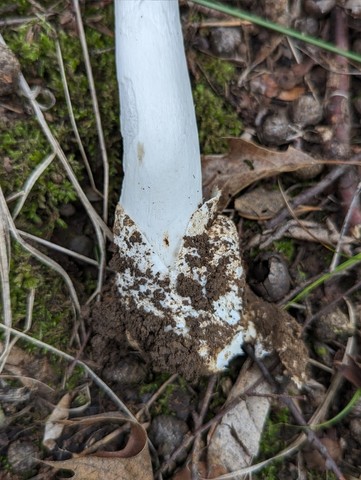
[12,152,56,219]
[55,39,103,199]
[0,323,136,420]
[72,0,109,223]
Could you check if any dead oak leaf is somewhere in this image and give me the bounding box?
[202,138,324,210]
[44,416,152,480]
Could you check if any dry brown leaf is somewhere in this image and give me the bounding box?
[44,415,153,480]
[202,138,323,210]
[336,356,361,388]
[207,358,272,477]
[234,186,287,220]
[43,392,71,450]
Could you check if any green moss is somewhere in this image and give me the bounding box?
[9,243,73,350]
[1,3,121,356]
[254,407,290,479]
[193,56,242,154]
[273,239,295,262]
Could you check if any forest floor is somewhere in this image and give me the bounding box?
[0,1,360,479]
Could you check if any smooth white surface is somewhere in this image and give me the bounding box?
[115,0,202,267]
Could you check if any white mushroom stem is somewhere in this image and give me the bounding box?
[113,0,255,377]
[115,0,202,267]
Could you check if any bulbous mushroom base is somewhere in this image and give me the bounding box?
[111,196,257,379]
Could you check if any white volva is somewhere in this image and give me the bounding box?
[114,0,255,375]
[115,0,202,267]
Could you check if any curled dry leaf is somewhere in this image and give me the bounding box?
[335,356,361,388]
[43,392,71,451]
[44,414,153,480]
[202,138,324,210]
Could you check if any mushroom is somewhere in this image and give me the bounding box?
[112,1,307,382]
[112,0,256,378]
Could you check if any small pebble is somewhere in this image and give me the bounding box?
[148,415,188,463]
[314,307,354,342]
[209,27,241,56]
[293,17,319,36]
[248,253,291,302]
[103,356,147,385]
[349,418,361,442]
[59,203,76,217]
[291,94,323,127]
[68,234,93,257]
[0,44,20,96]
[258,110,295,146]
[7,440,39,475]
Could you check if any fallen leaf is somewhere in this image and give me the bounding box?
[202,138,324,210]
[43,392,71,450]
[44,414,153,480]
[207,358,272,476]
[335,356,361,388]
[234,186,287,220]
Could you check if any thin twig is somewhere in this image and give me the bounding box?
[12,153,56,219]
[136,373,178,421]
[0,323,136,421]
[191,374,218,480]
[266,165,345,230]
[0,198,12,370]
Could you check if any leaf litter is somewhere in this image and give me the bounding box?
[0,1,361,479]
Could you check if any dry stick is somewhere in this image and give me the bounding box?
[325,8,361,229]
[242,344,346,480]
[191,374,218,480]
[330,180,361,271]
[135,373,178,422]
[265,165,345,230]
[157,363,280,476]
[302,278,361,333]
[0,323,136,420]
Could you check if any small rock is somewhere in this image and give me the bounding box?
[168,388,192,421]
[294,17,319,36]
[103,356,147,385]
[349,418,361,442]
[148,415,188,463]
[248,253,291,302]
[292,163,324,180]
[258,110,296,146]
[291,94,323,127]
[314,307,354,342]
[0,44,20,96]
[7,440,39,475]
[59,203,76,217]
[209,27,242,56]
[68,234,93,257]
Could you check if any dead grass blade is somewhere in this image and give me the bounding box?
[55,39,103,199]
[12,152,56,219]
[72,0,109,223]
[0,323,136,421]
[0,187,81,313]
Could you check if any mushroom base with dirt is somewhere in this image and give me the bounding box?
[90,199,308,385]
